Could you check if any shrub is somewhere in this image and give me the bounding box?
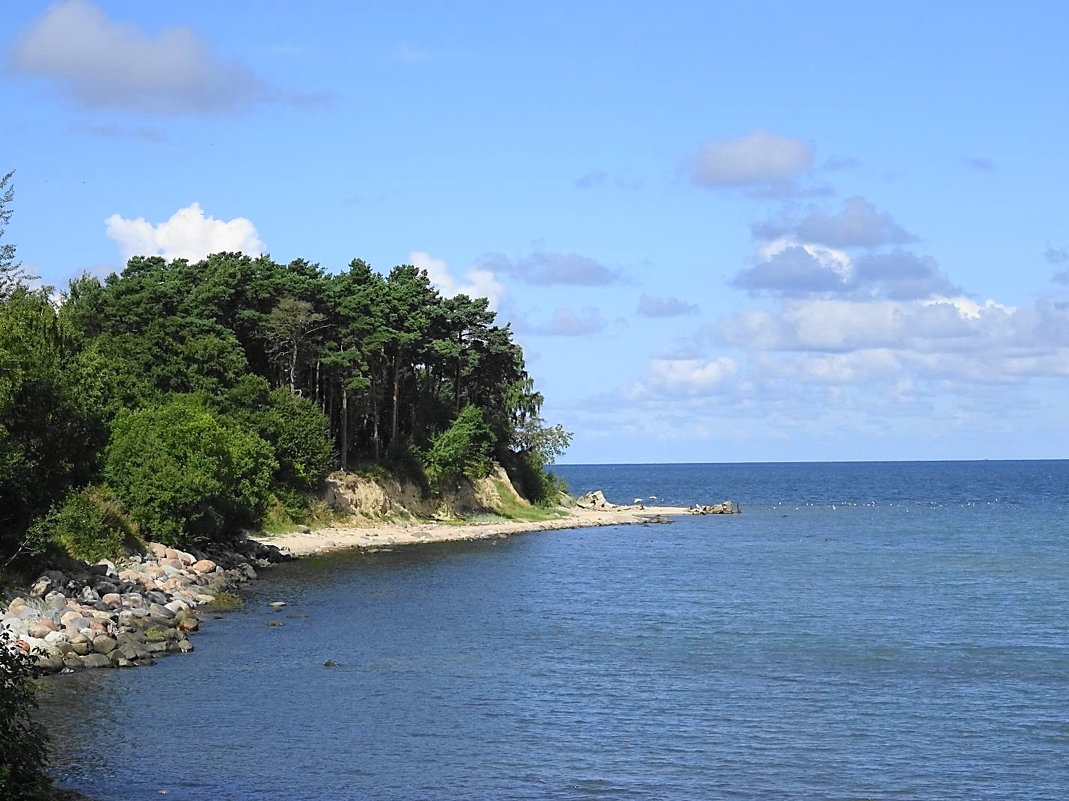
[423,405,493,491]
[0,629,53,800]
[28,485,141,563]
[503,450,569,507]
[221,377,334,490]
[104,395,276,544]
[254,388,334,489]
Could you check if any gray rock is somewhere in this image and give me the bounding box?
[148,603,175,620]
[36,653,64,672]
[82,653,112,669]
[62,616,92,633]
[92,635,118,655]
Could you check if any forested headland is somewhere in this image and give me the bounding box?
[0,175,570,573]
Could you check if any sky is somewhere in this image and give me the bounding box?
[3,0,1069,464]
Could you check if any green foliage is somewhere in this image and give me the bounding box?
[28,485,141,563]
[222,377,334,490]
[0,629,53,801]
[489,477,567,520]
[0,289,106,563]
[503,450,570,507]
[104,396,277,545]
[423,405,493,491]
[1,235,569,562]
[1,171,37,299]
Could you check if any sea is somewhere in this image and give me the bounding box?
[37,461,1069,800]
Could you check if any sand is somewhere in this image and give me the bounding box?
[250,505,689,557]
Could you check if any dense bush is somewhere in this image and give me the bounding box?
[104,396,276,544]
[0,289,105,562]
[0,630,52,800]
[222,376,334,490]
[28,485,140,563]
[423,405,493,490]
[502,450,569,506]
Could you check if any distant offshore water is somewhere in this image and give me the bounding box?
[40,461,1069,800]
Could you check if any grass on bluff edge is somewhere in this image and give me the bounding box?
[465,479,570,523]
[260,494,340,535]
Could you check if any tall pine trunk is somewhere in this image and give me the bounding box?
[340,389,349,470]
[391,353,400,448]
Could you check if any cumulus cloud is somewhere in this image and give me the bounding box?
[752,197,914,249]
[637,294,699,318]
[477,251,620,285]
[735,238,954,301]
[105,203,265,262]
[410,250,505,311]
[733,245,850,296]
[852,250,957,299]
[629,357,739,398]
[715,296,1069,373]
[691,131,813,188]
[8,0,267,114]
[523,307,606,336]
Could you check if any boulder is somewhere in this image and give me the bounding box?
[191,559,217,574]
[82,653,112,669]
[575,490,616,510]
[176,616,199,633]
[92,635,118,655]
[29,576,54,598]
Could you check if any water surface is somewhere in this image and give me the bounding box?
[41,461,1069,800]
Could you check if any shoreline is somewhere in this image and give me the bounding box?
[250,504,691,557]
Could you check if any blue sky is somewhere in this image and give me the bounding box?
[4,1,1068,463]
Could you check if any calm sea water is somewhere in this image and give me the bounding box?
[39,461,1069,800]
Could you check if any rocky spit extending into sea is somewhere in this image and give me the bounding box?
[1,538,290,674]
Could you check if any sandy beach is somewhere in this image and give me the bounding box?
[251,505,690,557]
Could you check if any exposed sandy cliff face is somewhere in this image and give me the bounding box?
[322,463,528,522]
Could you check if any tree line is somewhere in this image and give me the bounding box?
[0,174,570,570]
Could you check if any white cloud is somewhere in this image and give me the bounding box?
[629,357,739,398]
[410,250,505,311]
[738,238,955,301]
[105,203,265,262]
[691,131,813,188]
[753,197,914,249]
[9,0,265,114]
[714,296,1069,383]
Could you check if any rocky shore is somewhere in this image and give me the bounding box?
[2,490,737,674]
[1,537,290,674]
